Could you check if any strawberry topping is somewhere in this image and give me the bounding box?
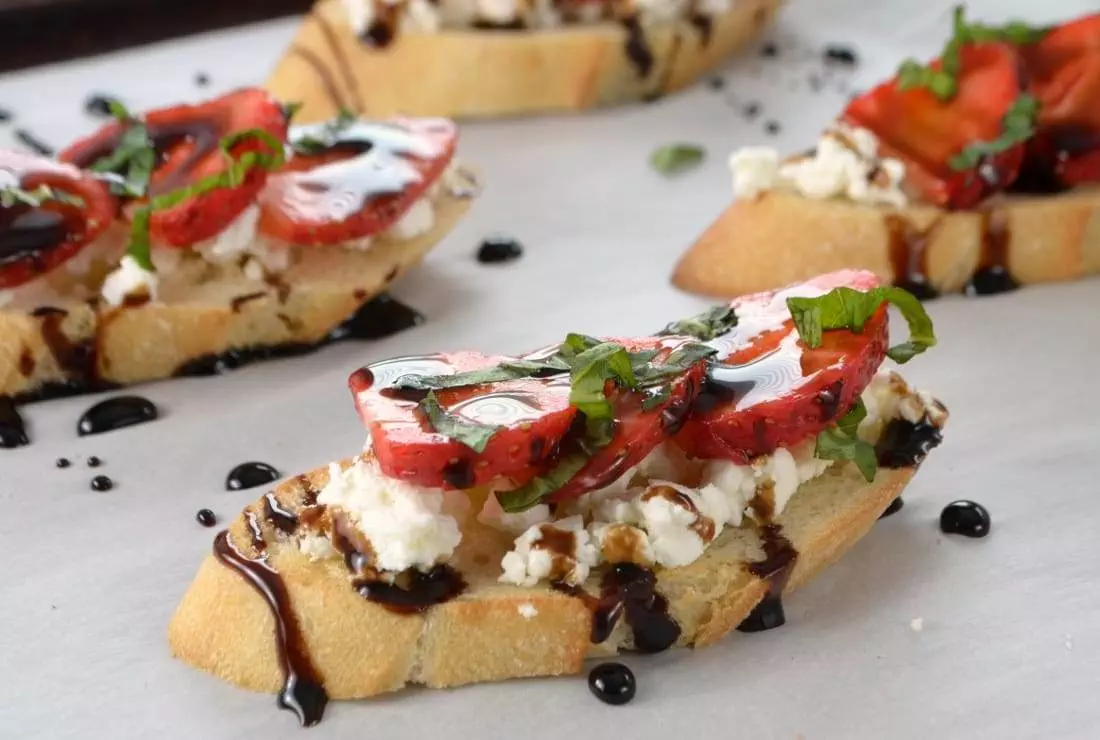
[59,88,287,247]
[258,117,457,246]
[0,150,116,289]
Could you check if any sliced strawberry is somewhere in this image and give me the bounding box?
[60,88,287,247]
[1019,16,1100,187]
[674,270,888,462]
[0,150,116,289]
[547,336,709,503]
[257,117,456,246]
[350,351,577,489]
[843,42,1024,208]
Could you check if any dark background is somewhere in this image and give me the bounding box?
[0,0,313,73]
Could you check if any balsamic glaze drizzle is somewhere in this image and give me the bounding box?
[875,417,944,468]
[885,214,940,300]
[0,397,29,448]
[213,531,329,726]
[939,500,991,538]
[556,563,680,652]
[737,524,798,633]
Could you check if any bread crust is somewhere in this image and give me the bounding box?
[0,190,472,399]
[672,190,1100,299]
[168,459,916,699]
[266,0,783,121]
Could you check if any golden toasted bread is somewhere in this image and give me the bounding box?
[267,0,783,121]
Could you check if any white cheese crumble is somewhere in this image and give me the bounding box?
[859,370,948,443]
[100,255,159,307]
[499,515,599,587]
[730,124,908,207]
[517,602,538,619]
[317,457,462,573]
[198,203,261,262]
[385,197,435,241]
[477,0,520,24]
[299,533,338,561]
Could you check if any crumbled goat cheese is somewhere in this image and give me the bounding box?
[100,255,159,307]
[500,516,599,587]
[517,602,538,619]
[317,457,462,572]
[385,197,435,241]
[860,370,948,443]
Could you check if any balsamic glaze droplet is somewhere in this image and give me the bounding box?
[824,44,859,66]
[328,293,424,341]
[0,397,30,449]
[964,266,1019,297]
[588,662,636,706]
[760,41,779,58]
[476,236,524,264]
[706,76,725,90]
[196,509,217,527]
[56,457,71,468]
[77,395,159,436]
[742,102,761,120]
[737,594,786,632]
[0,107,12,123]
[84,94,121,118]
[194,72,210,87]
[939,500,991,538]
[764,121,782,136]
[879,496,904,519]
[90,475,113,492]
[227,462,281,491]
[87,456,103,468]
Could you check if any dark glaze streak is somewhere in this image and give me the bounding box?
[0,396,30,448]
[688,13,713,46]
[263,492,300,535]
[622,16,655,78]
[353,566,467,614]
[230,291,268,313]
[875,417,943,468]
[288,45,352,112]
[442,459,475,489]
[884,214,941,300]
[556,563,680,652]
[879,496,904,519]
[14,129,54,156]
[246,511,267,553]
[815,380,844,421]
[966,211,1019,296]
[737,524,798,633]
[212,531,328,726]
[313,10,366,112]
[329,294,424,341]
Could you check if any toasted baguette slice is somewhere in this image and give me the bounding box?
[672,189,1100,299]
[169,458,918,701]
[0,190,472,400]
[267,0,782,121]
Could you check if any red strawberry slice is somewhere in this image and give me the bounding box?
[547,336,709,503]
[60,88,287,247]
[0,150,117,289]
[1019,15,1100,187]
[350,351,577,489]
[257,117,456,246]
[843,42,1024,209]
[674,270,888,462]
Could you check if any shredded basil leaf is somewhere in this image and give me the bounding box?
[124,128,286,271]
[496,453,589,513]
[786,286,936,364]
[651,143,705,176]
[815,400,877,482]
[948,94,1040,171]
[896,6,1048,102]
[89,115,155,198]
[281,101,304,121]
[641,385,671,411]
[290,109,358,155]
[0,184,83,209]
[419,391,500,453]
[658,305,738,340]
[634,342,718,387]
[568,342,636,421]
